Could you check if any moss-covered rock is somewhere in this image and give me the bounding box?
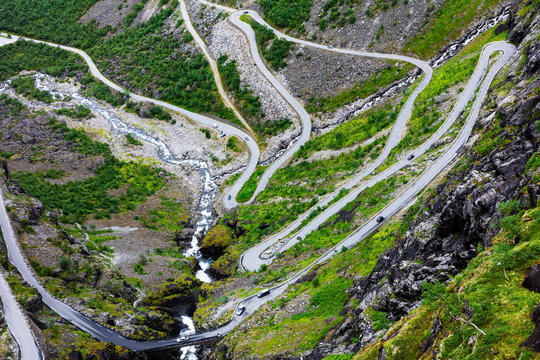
[141,273,200,307]
[209,249,238,279]
[200,224,233,259]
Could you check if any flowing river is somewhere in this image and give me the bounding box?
[31,74,211,358]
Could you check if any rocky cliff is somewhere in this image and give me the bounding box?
[202,0,540,358]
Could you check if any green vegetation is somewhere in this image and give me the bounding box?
[133,254,149,275]
[287,174,407,256]
[474,112,512,156]
[125,101,174,122]
[218,55,265,119]
[0,3,236,122]
[224,220,398,356]
[307,64,410,113]
[90,9,235,120]
[354,206,540,359]
[81,74,126,107]
[318,0,361,31]
[200,128,211,139]
[0,41,87,81]
[12,118,165,223]
[0,94,26,117]
[257,117,293,136]
[297,106,397,158]
[218,55,294,136]
[259,0,313,31]
[139,197,189,232]
[10,75,54,103]
[385,28,508,165]
[0,0,109,49]
[55,105,93,119]
[404,0,505,58]
[125,133,142,146]
[250,21,293,70]
[227,136,240,151]
[236,166,268,203]
[126,0,149,26]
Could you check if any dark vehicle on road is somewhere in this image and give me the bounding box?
[236,304,246,316]
[257,289,270,298]
[407,154,415,160]
[376,216,385,223]
[227,195,232,200]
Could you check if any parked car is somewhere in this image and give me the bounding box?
[376,216,385,223]
[236,304,246,316]
[257,289,270,298]
[407,154,415,160]
[328,45,333,49]
[212,123,218,129]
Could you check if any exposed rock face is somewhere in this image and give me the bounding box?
[174,224,195,248]
[203,5,539,354]
[522,265,540,352]
[312,68,540,357]
[141,274,201,308]
[200,224,233,259]
[522,301,540,352]
[523,265,540,293]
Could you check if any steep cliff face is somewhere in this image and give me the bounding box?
[202,1,540,358]
[329,71,539,355]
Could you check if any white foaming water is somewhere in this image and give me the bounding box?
[179,316,198,360]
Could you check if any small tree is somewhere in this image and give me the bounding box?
[59,255,71,271]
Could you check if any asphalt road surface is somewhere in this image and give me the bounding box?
[0,11,515,353]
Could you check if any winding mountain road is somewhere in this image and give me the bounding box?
[223,11,434,208]
[0,6,515,354]
[178,0,255,135]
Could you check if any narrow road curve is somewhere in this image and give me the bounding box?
[0,31,44,360]
[0,16,515,355]
[0,31,261,217]
[222,10,432,210]
[0,259,43,360]
[178,0,256,136]
[238,8,493,270]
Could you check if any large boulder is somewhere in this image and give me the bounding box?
[200,224,233,259]
[141,274,200,308]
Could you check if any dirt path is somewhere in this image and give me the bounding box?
[179,0,256,136]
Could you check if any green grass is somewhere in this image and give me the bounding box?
[12,118,165,223]
[357,207,540,360]
[223,220,399,356]
[236,166,268,203]
[404,0,506,58]
[139,197,189,232]
[306,64,411,114]
[385,27,508,166]
[296,106,398,158]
